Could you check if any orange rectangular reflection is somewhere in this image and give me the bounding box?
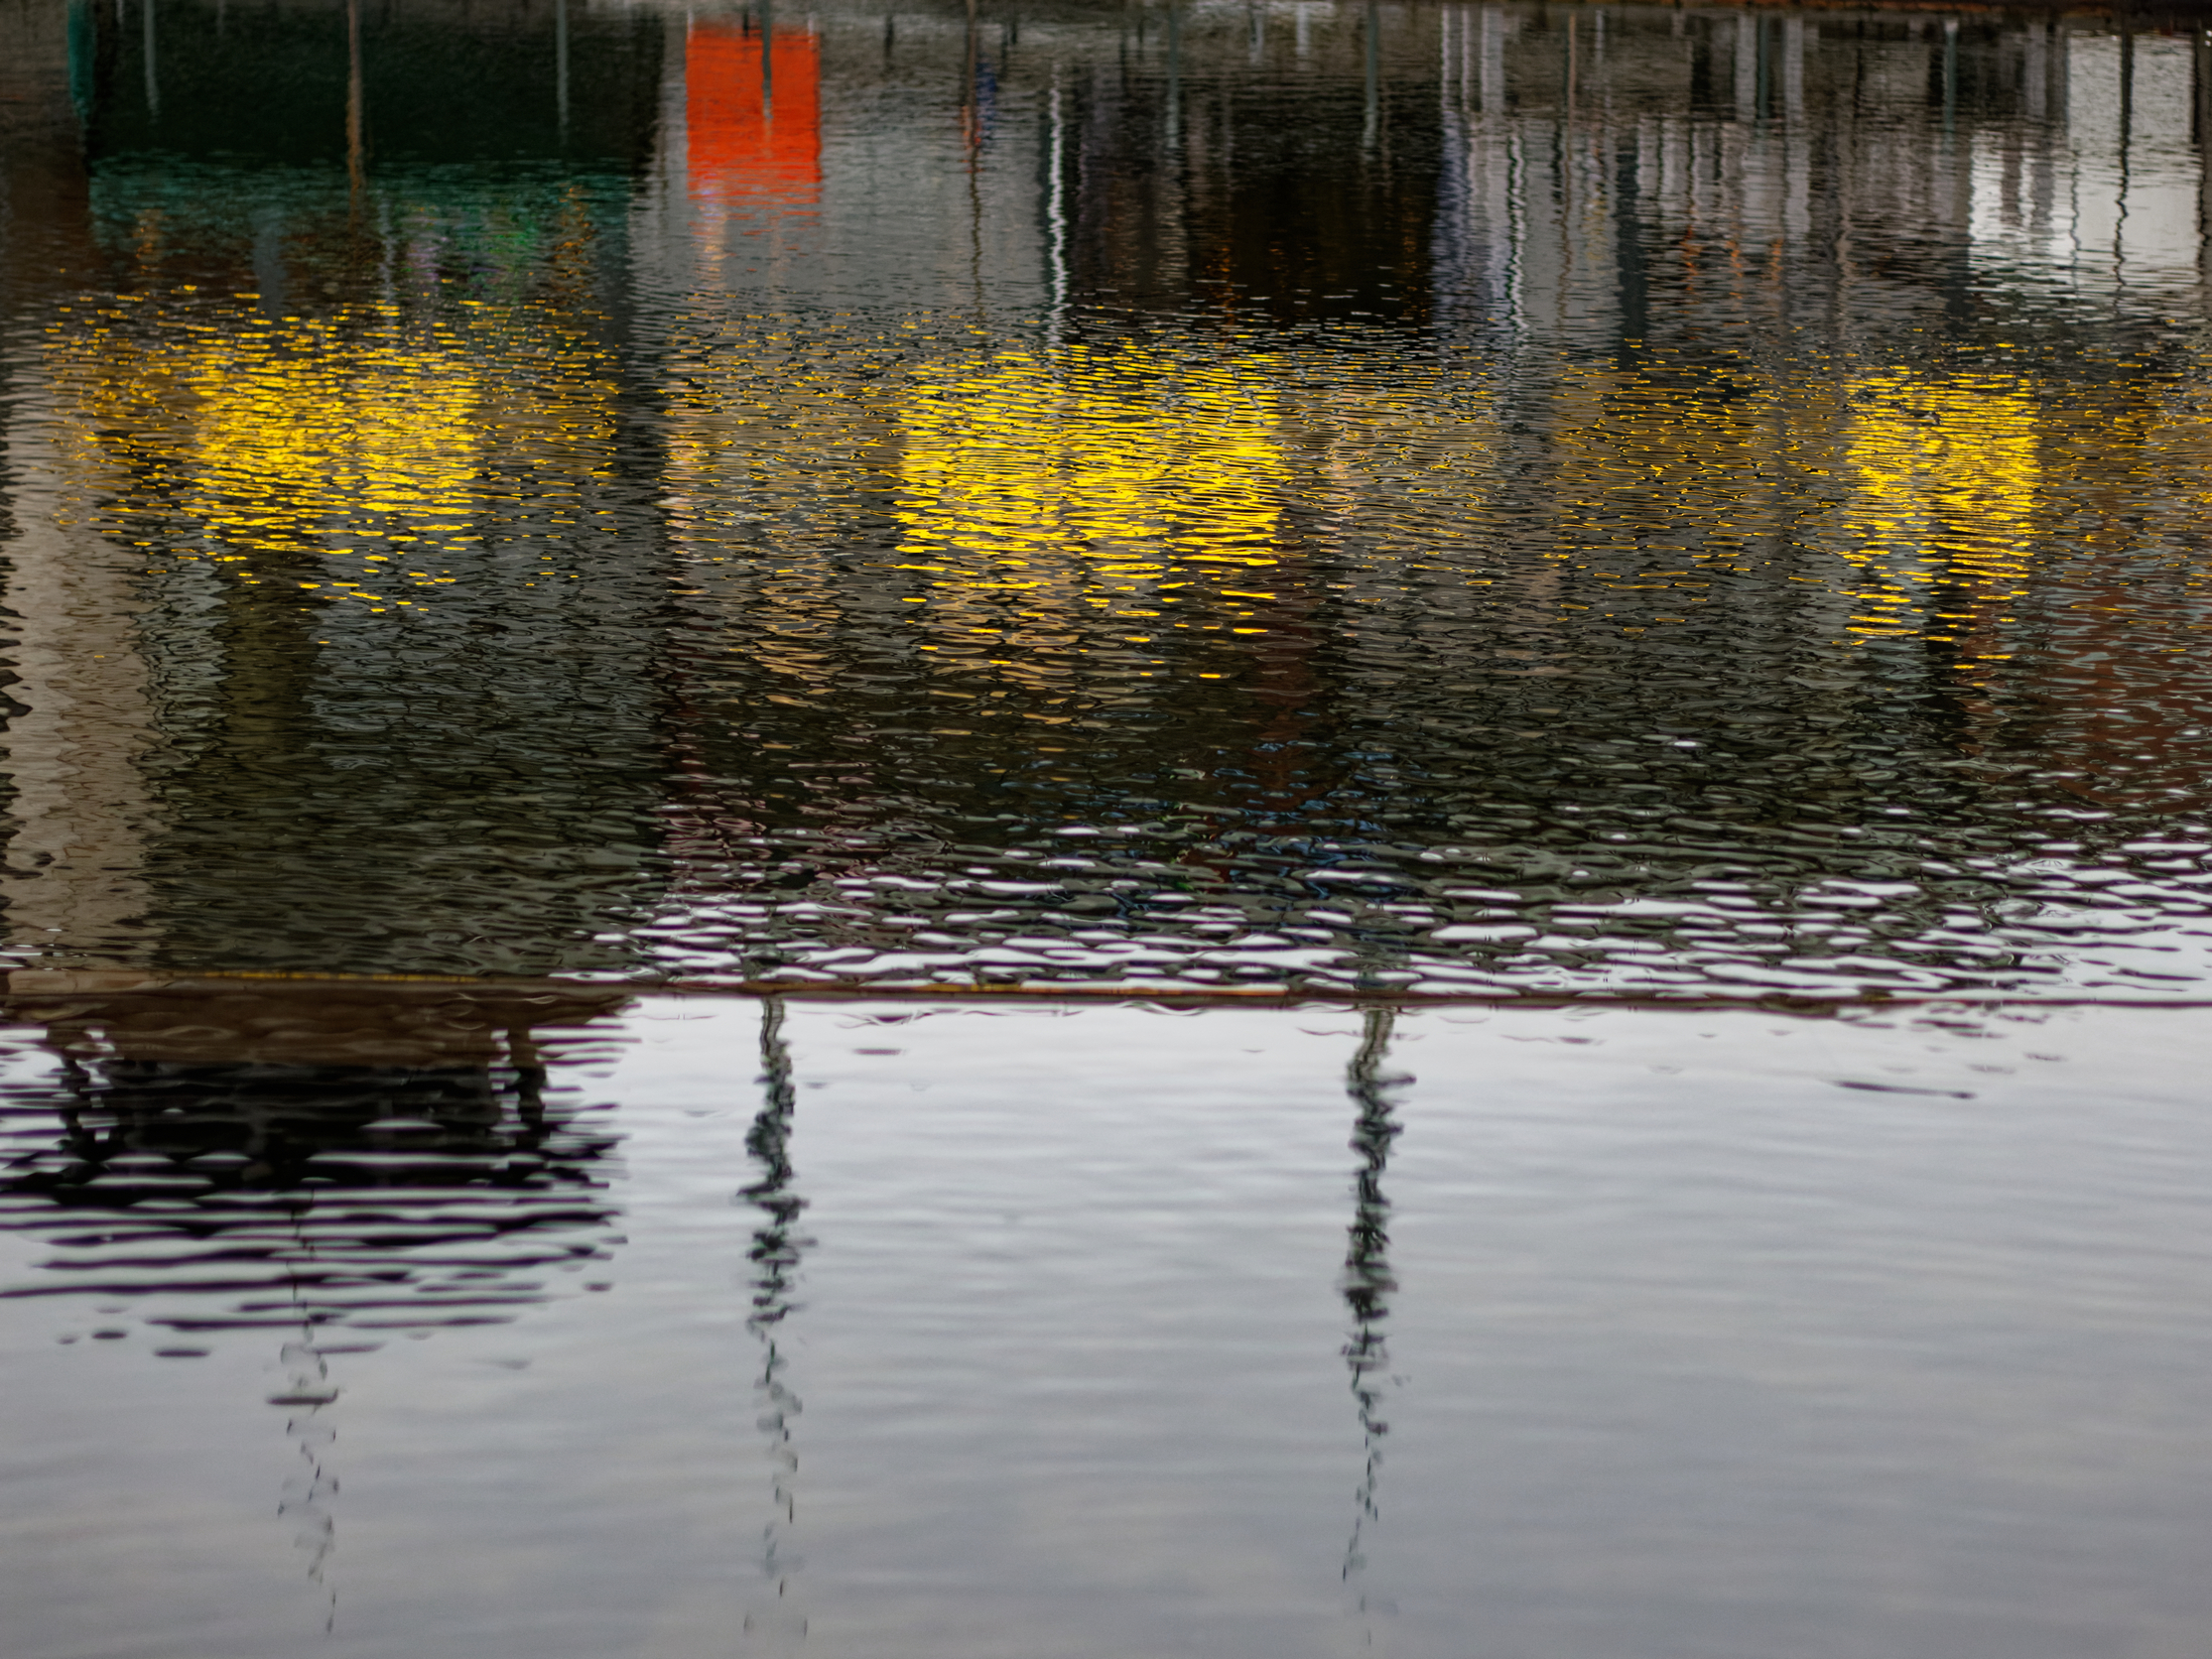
[686,24,822,209]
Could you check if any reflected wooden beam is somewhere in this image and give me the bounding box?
[4,972,634,1068]
[7,968,2207,1019]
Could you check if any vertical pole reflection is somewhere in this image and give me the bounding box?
[2049,18,2068,127]
[740,997,809,1650]
[273,1212,342,1635]
[1166,3,1182,154]
[2118,14,2136,285]
[345,0,364,191]
[1479,5,1503,118]
[963,0,984,311]
[556,0,571,134]
[2196,28,2211,275]
[141,0,157,118]
[1438,6,1453,119]
[761,0,775,115]
[1364,1,1381,152]
[1566,12,1578,118]
[1749,14,1764,124]
[1341,1008,1407,1633]
[1942,18,1959,137]
[273,1336,340,1633]
[962,0,979,150]
[1046,75,1069,341]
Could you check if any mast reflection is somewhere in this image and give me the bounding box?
[273,1330,341,1632]
[739,995,810,1649]
[1341,1006,1406,1635]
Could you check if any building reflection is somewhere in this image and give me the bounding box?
[689,18,823,212]
[3,0,2212,998]
[4,0,676,979]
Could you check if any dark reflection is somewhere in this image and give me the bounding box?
[0,980,630,1336]
[81,0,663,166]
[1340,1007,1404,1628]
[1064,2,1443,322]
[0,977,632,1639]
[739,996,810,1647]
[5,1,2212,1005]
[273,1330,342,1632]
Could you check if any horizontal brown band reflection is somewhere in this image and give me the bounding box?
[8,971,2212,1048]
[4,972,634,1069]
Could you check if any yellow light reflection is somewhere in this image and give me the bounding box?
[47,294,617,613]
[894,343,1290,617]
[182,321,481,565]
[1833,374,2038,648]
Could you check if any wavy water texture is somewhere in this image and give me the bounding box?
[4,1,2212,1000]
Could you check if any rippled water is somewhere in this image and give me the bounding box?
[9,5,2212,1655]
[5,0,2212,997]
[7,988,2212,1659]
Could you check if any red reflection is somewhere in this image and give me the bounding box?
[686,23,821,209]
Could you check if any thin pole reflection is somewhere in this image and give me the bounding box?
[2116,14,2135,291]
[142,0,158,119]
[740,996,810,1650]
[346,0,365,191]
[762,0,775,115]
[556,0,571,134]
[1439,6,1452,121]
[962,0,980,152]
[963,0,984,312]
[1341,1007,1407,1640]
[2197,27,2211,277]
[1942,17,1958,137]
[1364,1,1380,152]
[1046,74,1069,343]
[1166,3,1182,154]
[274,1249,341,1636]
[1567,12,1578,119]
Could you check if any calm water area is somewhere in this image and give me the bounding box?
[5,0,2212,1652]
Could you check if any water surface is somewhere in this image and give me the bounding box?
[7,6,2212,1655]
[5,0,2212,997]
[5,990,2212,1658]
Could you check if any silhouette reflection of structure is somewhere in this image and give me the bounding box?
[0,975,634,1628]
[739,996,810,1650]
[10,1,2212,1003]
[0,976,631,1332]
[1341,1007,1406,1637]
